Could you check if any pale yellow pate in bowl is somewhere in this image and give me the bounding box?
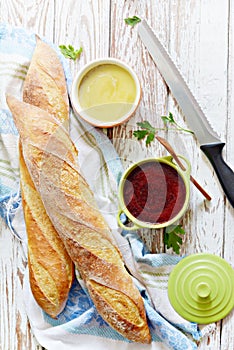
[71,58,141,128]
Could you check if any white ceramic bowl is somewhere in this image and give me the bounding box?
[70,58,141,128]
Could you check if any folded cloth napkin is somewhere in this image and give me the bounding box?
[0,23,208,350]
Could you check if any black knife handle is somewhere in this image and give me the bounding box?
[200,143,234,208]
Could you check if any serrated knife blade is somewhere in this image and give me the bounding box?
[138,20,234,207]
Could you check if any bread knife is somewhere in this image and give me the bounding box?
[138,20,234,207]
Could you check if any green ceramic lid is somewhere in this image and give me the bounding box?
[168,253,234,324]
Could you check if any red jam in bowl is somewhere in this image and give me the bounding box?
[123,161,186,224]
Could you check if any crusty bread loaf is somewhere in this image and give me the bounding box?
[19,143,74,318]
[7,95,151,344]
[18,36,74,318]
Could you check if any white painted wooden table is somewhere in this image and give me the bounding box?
[0,1,234,349]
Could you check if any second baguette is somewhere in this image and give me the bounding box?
[7,95,151,344]
[19,143,74,317]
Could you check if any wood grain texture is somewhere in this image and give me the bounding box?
[0,0,54,39]
[0,0,234,349]
[221,1,234,349]
[53,0,110,78]
[167,0,228,257]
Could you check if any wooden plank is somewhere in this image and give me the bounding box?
[109,0,171,250]
[168,0,228,257]
[0,0,54,39]
[0,1,55,349]
[53,0,111,78]
[220,0,234,349]
[161,1,232,349]
[159,1,231,349]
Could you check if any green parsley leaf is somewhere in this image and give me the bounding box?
[146,133,155,145]
[124,16,141,27]
[133,120,156,146]
[161,112,194,134]
[133,129,148,140]
[59,44,83,60]
[137,121,155,133]
[164,224,185,254]
[161,112,175,124]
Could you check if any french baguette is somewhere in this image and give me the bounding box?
[19,143,74,318]
[18,36,74,318]
[7,95,151,344]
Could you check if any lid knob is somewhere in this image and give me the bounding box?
[196,282,211,298]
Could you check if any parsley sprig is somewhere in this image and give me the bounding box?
[124,16,141,27]
[164,225,185,254]
[133,121,156,145]
[59,44,83,60]
[162,112,194,134]
[133,113,193,146]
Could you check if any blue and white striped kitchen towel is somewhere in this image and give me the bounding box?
[0,23,211,350]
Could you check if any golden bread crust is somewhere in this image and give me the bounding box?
[23,36,69,127]
[19,143,74,318]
